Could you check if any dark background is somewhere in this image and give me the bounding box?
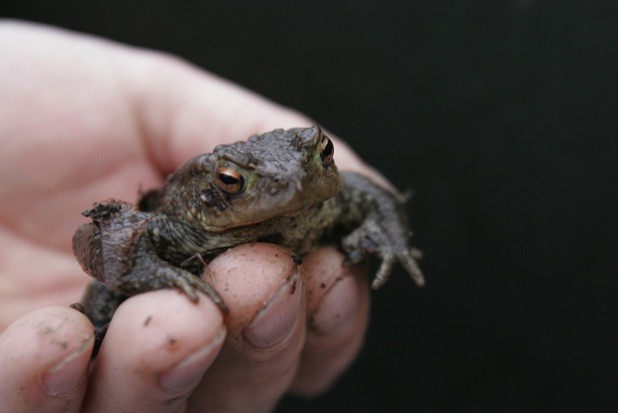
[4,1,617,411]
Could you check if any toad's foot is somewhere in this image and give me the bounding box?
[339,172,425,289]
[342,219,425,289]
[117,257,229,312]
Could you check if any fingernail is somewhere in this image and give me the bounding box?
[159,329,225,393]
[42,335,92,396]
[244,271,302,348]
[312,275,360,334]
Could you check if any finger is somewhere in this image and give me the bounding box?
[125,52,384,183]
[189,243,305,413]
[127,53,307,173]
[82,289,225,413]
[291,247,370,395]
[0,306,93,413]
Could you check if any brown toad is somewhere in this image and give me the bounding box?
[72,126,424,343]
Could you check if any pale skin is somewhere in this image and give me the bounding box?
[0,20,383,412]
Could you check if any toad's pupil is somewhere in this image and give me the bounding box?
[219,172,240,185]
[215,166,244,193]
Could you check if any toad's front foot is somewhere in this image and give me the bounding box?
[339,172,424,289]
[342,218,425,289]
[123,250,229,312]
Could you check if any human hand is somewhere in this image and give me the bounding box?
[0,20,379,412]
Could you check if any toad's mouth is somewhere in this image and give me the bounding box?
[205,199,326,232]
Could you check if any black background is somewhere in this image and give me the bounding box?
[4,1,618,412]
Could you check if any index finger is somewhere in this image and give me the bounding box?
[124,52,388,185]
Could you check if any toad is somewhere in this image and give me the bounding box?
[72,126,424,342]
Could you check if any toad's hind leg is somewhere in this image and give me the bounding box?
[71,281,126,356]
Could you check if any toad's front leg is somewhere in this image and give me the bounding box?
[119,234,227,310]
[73,201,227,311]
[339,172,425,289]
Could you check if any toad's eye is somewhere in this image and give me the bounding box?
[215,166,244,194]
[319,135,334,165]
